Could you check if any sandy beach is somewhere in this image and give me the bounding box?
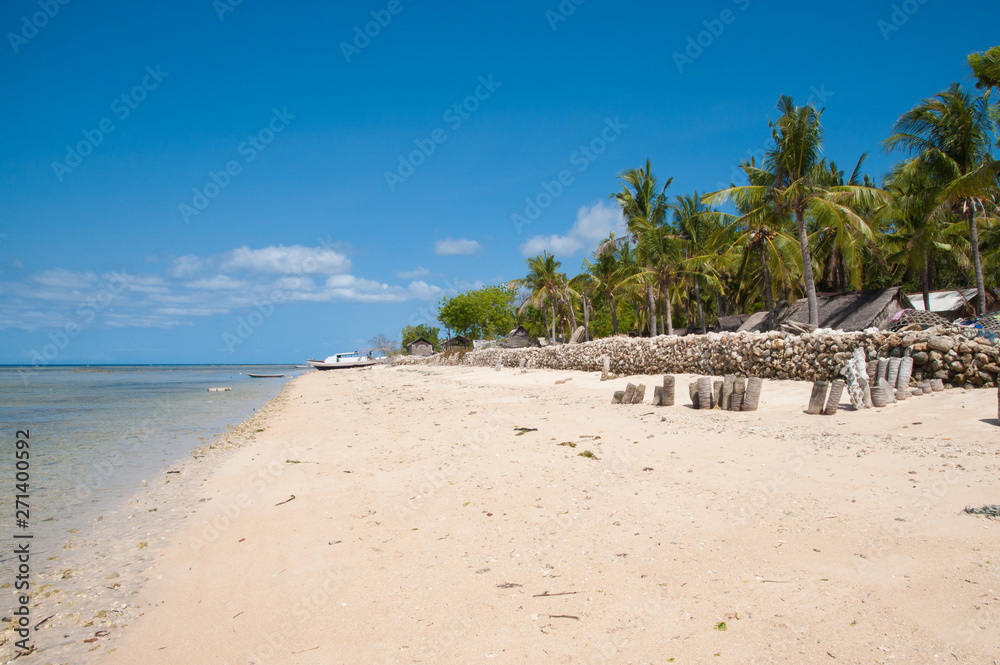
[74,364,1000,664]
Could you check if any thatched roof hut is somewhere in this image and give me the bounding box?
[407,337,435,356]
[499,326,538,348]
[441,335,471,351]
[716,314,749,332]
[738,288,915,333]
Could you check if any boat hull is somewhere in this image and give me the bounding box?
[307,359,377,370]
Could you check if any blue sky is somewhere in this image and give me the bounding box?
[1,0,997,363]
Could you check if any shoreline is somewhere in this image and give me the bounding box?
[70,364,1000,664]
[0,378,299,665]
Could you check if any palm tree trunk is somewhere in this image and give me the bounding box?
[967,203,986,316]
[795,207,820,326]
[759,241,776,330]
[646,283,657,337]
[921,254,931,312]
[662,278,674,335]
[694,279,706,334]
[562,289,578,333]
[550,296,557,343]
[608,293,619,335]
[540,298,550,344]
[582,295,591,341]
[665,290,674,335]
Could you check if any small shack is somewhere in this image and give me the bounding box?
[407,337,435,356]
[441,335,471,351]
[738,288,915,333]
[500,326,537,349]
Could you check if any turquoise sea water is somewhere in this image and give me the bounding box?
[0,365,304,552]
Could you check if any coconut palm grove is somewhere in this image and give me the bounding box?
[406,46,1000,350]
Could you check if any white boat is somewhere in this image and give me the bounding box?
[307,351,379,370]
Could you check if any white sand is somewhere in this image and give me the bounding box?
[88,365,998,664]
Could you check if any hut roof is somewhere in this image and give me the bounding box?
[906,288,983,315]
[407,337,434,347]
[716,314,749,332]
[738,288,914,333]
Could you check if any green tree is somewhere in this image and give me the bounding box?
[885,83,1000,315]
[878,160,951,310]
[709,96,884,326]
[583,235,628,336]
[969,46,1000,91]
[400,324,440,351]
[705,160,802,329]
[436,285,516,340]
[612,159,674,336]
[512,252,565,344]
[437,294,480,338]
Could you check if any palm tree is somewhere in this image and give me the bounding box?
[969,46,1000,91]
[705,159,801,329]
[512,252,563,344]
[612,159,674,336]
[569,273,594,341]
[878,160,951,310]
[885,83,1000,315]
[584,235,634,336]
[674,191,726,334]
[808,157,879,293]
[628,223,685,335]
[708,96,885,326]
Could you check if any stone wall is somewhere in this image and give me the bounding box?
[453,327,999,389]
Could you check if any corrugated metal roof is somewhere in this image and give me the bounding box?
[906,289,977,312]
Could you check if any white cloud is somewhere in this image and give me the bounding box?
[434,238,482,256]
[169,255,204,278]
[186,275,248,290]
[273,276,316,291]
[396,266,430,279]
[32,269,98,289]
[520,201,625,258]
[406,281,444,300]
[222,245,351,275]
[0,241,455,332]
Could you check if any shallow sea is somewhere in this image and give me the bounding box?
[0,365,305,562]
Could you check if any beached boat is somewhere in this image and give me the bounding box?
[247,373,285,378]
[307,351,379,370]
